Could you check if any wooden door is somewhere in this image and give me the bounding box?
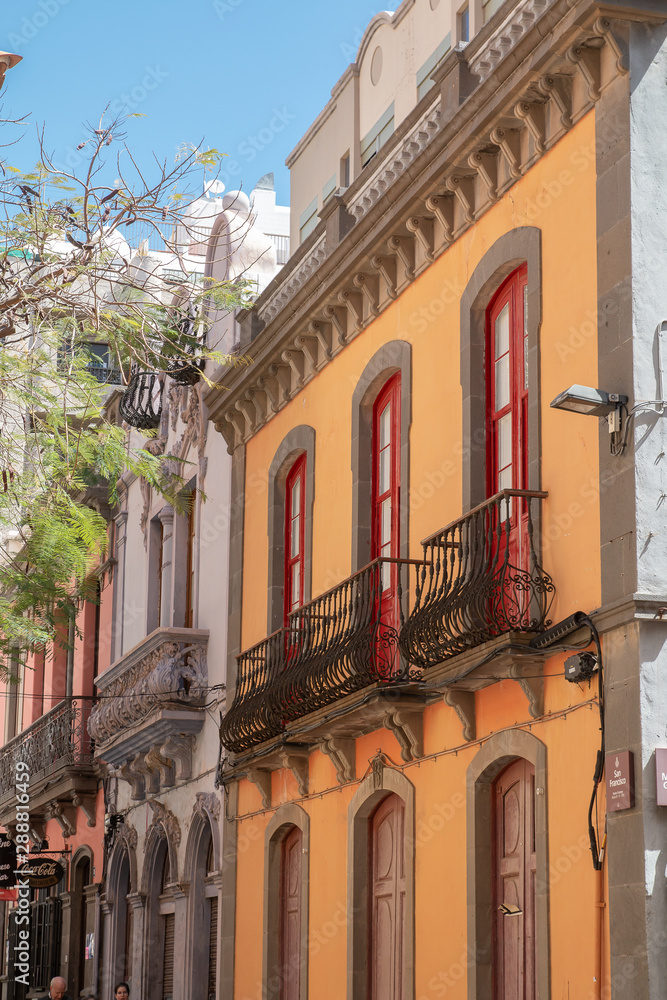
[493,758,536,1000]
[370,794,406,1000]
[280,826,302,1000]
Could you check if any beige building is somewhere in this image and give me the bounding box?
[288,0,507,247]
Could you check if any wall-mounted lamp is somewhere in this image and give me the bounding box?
[550,384,627,417]
[551,384,629,451]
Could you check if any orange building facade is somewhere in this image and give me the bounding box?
[0,540,113,1000]
[206,2,667,999]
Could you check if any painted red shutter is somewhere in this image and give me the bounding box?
[370,794,405,1000]
[372,374,401,648]
[280,826,302,1000]
[486,266,530,571]
[285,456,307,624]
[493,758,536,1000]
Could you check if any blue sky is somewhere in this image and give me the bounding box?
[2,0,382,206]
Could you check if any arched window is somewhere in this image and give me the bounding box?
[486,266,528,495]
[369,794,405,1000]
[492,758,536,1000]
[486,266,530,571]
[372,374,401,625]
[284,455,306,621]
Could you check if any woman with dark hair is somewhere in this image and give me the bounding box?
[114,985,130,1000]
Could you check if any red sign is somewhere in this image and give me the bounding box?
[656,748,667,807]
[0,889,17,901]
[606,750,635,811]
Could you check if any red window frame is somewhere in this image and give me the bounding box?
[485,265,528,497]
[372,374,401,607]
[284,454,306,624]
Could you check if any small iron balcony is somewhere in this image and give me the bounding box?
[0,697,94,799]
[220,558,423,754]
[398,490,554,668]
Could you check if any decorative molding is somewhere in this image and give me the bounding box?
[319,738,356,784]
[468,0,557,83]
[193,792,221,823]
[88,632,208,746]
[146,798,182,848]
[262,235,328,325]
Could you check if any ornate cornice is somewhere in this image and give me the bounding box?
[204,3,631,450]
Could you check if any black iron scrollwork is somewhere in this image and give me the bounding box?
[119,369,164,430]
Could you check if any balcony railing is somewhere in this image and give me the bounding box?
[87,364,123,384]
[0,697,94,798]
[220,559,423,754]
[398,490,554,668]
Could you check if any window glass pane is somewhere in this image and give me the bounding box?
[379,447,390,495]
[290,513,300,558]
[495,303,510,359]
[291,563,300,610]
[380,403,391,450]
[381,497,392,547]
[495,354,510,411]
[381,556,391,592]
[291,476,300,518]
[497,413,512,486]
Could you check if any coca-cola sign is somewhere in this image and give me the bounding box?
[18,859,65,888]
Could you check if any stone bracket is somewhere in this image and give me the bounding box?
[246,769,272,809]
[509,659,544,719]
[383,710,424,762]
[71,793,97,828]
[443,688,476,742]
[320,737,356,784]
[277,748,310,797]
[162,735,194,781]
[49,801,77,838]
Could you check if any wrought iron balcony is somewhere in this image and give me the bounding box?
[0,697,94,800]
[220,558,423,754]
[398,490,554,668]
[0,697,96,833]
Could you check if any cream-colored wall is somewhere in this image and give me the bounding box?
[289,0,474,246]
[287,76,356,250]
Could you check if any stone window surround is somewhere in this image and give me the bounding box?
[347,765,415,1000]
[466,729,550,1000]
[147,475,198,635]
[267,426,316,634]
[351,340,412,571]
[263,803,310,1000]
[460,226,542,511]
